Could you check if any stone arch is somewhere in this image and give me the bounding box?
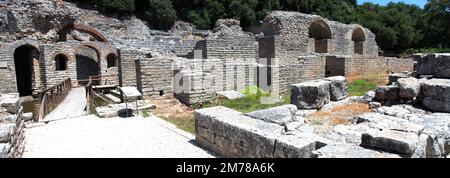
[75,45,101,85]
[309,20,332,53]
[53,53,69,71]
[352,27,366,55]
[58,23,108,42]
[106,53,118,68]
[13,44,41,96]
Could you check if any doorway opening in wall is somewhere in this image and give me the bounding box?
[352,28,365,55]
[107,53,117,68]
[75,45,100,85]
[309,20,332,53]
[14,45,40,97]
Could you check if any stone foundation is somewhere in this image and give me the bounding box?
[0,93,25,158]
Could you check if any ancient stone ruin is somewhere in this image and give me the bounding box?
[0,0,444,158]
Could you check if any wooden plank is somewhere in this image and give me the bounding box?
[43,87,87,122]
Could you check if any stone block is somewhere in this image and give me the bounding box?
[434,55,450,78]
[326,124,371,145]
[363,91,375,103]
[0,124,15,143]
[356,113,425,135]
[273,135,317,158]
[291,80,331,109]
[0,143,11,158]
[216,90,246,100]
[396,77,421,99]
[0,97,20,114]
[421,79,450,112]
[388,73,411,85]
[23,112,33,122]
[375,86,399,100]
[313,144,401,158]
[195,106,284,158]
[245,104,297,126]
[361,129,419,155]
[324,76,348,101]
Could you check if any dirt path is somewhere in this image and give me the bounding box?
[23,115,214,158]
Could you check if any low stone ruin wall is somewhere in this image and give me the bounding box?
[195,76,450,158]
[386,57,415,73]
[0,93,25,158]
[415,54,450,78]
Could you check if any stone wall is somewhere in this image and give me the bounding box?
[0,93,25,158]
[415,54,450,78]
[0,39,118,95]
[175,58,257,105]
[278,56,326,93]
[386,57,415,73]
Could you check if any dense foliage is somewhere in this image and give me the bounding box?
[66,0,450,53]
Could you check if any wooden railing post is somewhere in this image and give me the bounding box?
[37,78,72,122]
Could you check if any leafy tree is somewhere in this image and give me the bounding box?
[420,0,450,48]
[142,0,177,30]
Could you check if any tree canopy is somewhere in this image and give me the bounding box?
[66,0,450,53]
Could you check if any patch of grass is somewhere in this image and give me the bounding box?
[348,79,377,96]
[198,87,291,113]
[159,115,195,134]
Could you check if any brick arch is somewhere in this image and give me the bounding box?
[58,23,108,42]
[75,43,102,60]
[10,38,41,52]
[309,20,332,40]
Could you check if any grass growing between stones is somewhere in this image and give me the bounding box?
[348,73,388,96]
[151,99,196,134]
[199,91,291,113]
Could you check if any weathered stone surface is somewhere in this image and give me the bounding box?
[195,106,284,158]
[216,90,246,100]
[324,76,348,101]
[396,77,421,99]
[389,73,411,85]
[0,97,20,114]
[326,124,371,145]
[273,135,317,158]
[0,124,15,143]
[375,105,427,118]
[363,91,375,103]
[295,109,317,117]
[375,86,399,100]
[291,80,331,109]
[421,79,450,112]
[434,55,450,78]
[313,144,401,158]
[245,104,297,125]
[369,102,382,109]
[356,113,425,135]
[0,143,11,158]
[412,134,432,158]
[361,129,419,155]
[284,121,305,132]
[23,112,33,122]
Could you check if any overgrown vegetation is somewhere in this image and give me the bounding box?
[195,86,290,113]
[66,0,449,53]
[348,73,388,96]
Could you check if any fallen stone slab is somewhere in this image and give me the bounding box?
[361,129,419,155]
[216,90,246,100]
[195,106,284,158]
[375,86,399,100]
[374,105,427,118]
[324,76,348,101]
[363,91,376,103]
[356,113,425,135]
[396,77,421,99]
[291,80,331,109]
[389,73,411,85]
[313,144,402,158]
[0,97,20,114]
[295,109,317,117]
[326,124,371,145]
[421,79,450,112]
[435,55,450,78]
[245,104,297,126]
[273,135,317,158]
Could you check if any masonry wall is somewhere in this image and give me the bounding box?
[138,57,174,98]
[386,57,415,73]
[278,56,326,93]
[344,56,388,76]
[0,42,16,94]
[0,93,26,158]
[203,38,257,59]
[176,58,257,105]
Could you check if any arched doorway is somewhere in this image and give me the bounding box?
[75,45,100,85]
[352,28,365,55]
[309,20,332,53]
[14,45,40,96]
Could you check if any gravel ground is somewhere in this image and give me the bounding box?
[23,115,214,158]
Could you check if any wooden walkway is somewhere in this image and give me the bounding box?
[43,87,87,122]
